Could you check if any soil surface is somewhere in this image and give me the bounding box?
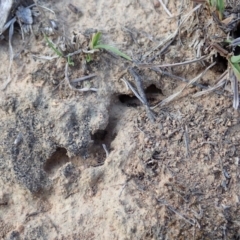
[1,0,240,239]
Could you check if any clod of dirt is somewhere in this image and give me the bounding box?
[1,87,109,193]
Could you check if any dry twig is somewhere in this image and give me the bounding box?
[65,63,97,92]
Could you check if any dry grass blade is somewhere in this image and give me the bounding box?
[129,68,148,105]
[0,0,13,34]
[102,144,109,158]
[167,205,195,226]
[138,55,208,68]
[184,124,190,158]
[230,69,239,110]
[157,198,196,226]
[65,63,97,92]
[143,4,202,59]
[152,62,216,108]
[121,77,155,122]
[120,78,145,104]
[158,0,172,17]
[193,70,227,97]
[1,17,16,35]
[31,55,59,60]
[35,4,56,15]
[2,20,15,90]
[129,68,156,122]
[70,74,97,84]
[66,49,82,57]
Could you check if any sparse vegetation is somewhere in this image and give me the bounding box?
[44,34,74,66]
[87,31,132,62]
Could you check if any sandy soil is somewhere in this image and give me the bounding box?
[1,0,240,239]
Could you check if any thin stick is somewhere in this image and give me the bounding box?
[70,74,97,84]
[158,0,172,17]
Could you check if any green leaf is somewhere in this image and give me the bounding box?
[208,0,215,6]
[90,32,102,50]
[216,0,224,12]
[229,60,240,81]
[44,34,63,57]
[86,54,92,62]
[94,44,132,61]
[67,56,74,66]
[216,0,224,20]
[230,55,240,64]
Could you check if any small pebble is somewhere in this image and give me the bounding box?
[153,0,160,8]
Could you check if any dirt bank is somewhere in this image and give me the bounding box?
[1,0,240,239]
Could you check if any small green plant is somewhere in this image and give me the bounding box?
[212,41,240,81]
[229,55,240,80]
[226,38,240,80]
[44,34,63,57]
[87,31,132,62]
[44,34,74,66]
[209,0,224,20]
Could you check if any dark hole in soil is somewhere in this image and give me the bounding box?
[212,53,228,73]
[231,22,240,55]
[118,94,139,107]
[145,84,162,94]
[232,22,240,39]
[91,130,108,144]
[44,147,69,175]
[118,84,161,107]
[89,130,109,165]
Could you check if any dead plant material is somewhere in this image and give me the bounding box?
[211,42,228,58]
[156,198,197,227]
[0,0,13,34]
[230,69,239,110]
[184,124,190,158]
[102,144,109,158]
[129,68,156,122]
[138,55,208,69]
[70,74,97,84]
[152,62,216,108]
[143,3,202,59]
[65,63,97,92]
[158,0,172,17]
[193,70,227,97]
